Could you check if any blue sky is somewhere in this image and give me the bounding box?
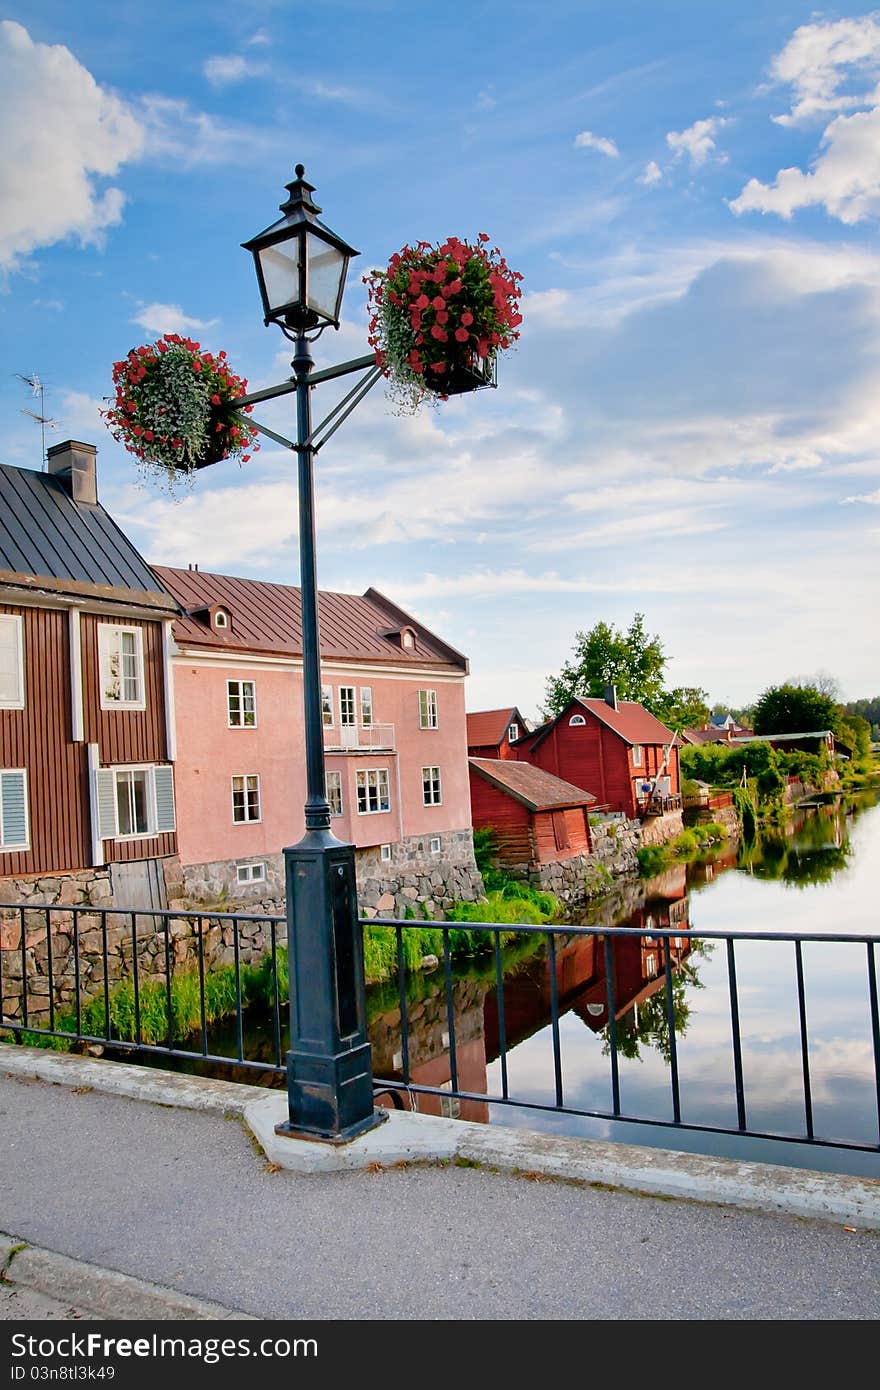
[1,2,879,717]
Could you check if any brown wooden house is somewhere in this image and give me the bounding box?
[0,442,180,884]
[513,687,681,819]
[466,707,528,761]
[468,757,594,867]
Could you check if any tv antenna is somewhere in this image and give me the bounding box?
[16,372,59,469]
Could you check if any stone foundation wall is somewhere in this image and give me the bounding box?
[638,809,685,847]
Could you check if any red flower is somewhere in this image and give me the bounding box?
[193,361,203,372]
[416,294,430,310]
[478,232,490,242]
[454,327,469,342]
[143,430,154,441]
[432,295,445,310]
[461,311,474,326]
[211,394,221,406]
[429,361,448,373]
[430,325,448,341]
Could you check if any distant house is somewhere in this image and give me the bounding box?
[156,566,481,908]
[468,757,594,868]
[513,686,681,819]
[0,442,179,893]
[682,714,754,746]
[466,706,529,760]
[730,729,843,757]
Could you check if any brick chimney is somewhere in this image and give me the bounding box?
[47,440,98,505]
[604,682,618,711]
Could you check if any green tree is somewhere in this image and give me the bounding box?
[654,686,712,732]
[544,613,667,717]
[752,683,838,736]
[835,712,872,760]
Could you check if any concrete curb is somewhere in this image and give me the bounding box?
[5,1044,880,1230]
[0,1234,254,1321]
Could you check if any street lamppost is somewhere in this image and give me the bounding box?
[239,166,386,1143]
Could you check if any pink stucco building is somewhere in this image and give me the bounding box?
[155,567,482,914]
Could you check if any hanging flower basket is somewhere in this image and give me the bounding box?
[364,234,523,412]
[101,335,260,486]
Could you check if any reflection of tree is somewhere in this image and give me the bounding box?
[601,940,711,1064]
[737,803,853,887]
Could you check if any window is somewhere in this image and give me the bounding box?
[98,625,144,709]
[236,862,265,884]
[430,836,442,855]
[0,769,29,851]
[326,770,343,817]
[94,765,175,841]
[339,686,356,727]
[419,689,438,729]
[322,685,334,726]
[356,768,390,815]
[380,843,392,862]
[569,714,586,727]
[402,628,415,650]
[360,687,373,727]
[508,722,519,743]
[214,610,229,629]
[0,616,24,709]
[227,680,256,728]
[232,774,261,823]
[422,765,442,806]
[632,744,643,767]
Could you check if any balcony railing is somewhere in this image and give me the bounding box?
[324,722,395,751]
[639,792,683,818]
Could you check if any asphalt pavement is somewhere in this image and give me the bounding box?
[0,1071,878,1321]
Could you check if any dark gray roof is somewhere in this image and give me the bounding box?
[0,463,173,607]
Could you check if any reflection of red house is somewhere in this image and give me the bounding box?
[468,758,594,865]
[514,688,680,818]
[466,706,529,760]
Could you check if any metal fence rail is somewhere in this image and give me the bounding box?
[1,903,878,1156]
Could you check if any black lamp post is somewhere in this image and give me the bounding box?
[241,167,386,1143]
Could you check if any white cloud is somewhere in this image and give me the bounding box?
[203,55,264,86]
[770,15,880,126]
[0,21,144,271]
[131,303,219,337]
[639,161,663,186]
[731,105,880,224]
[733,17,880,224]
[666,116,728,167]
[843,487,880,504]
[574,130,619,158]
[138,95,282,168]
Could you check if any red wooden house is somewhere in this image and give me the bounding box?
[0,442,179,891]
[468,757,594,867]
[513,687,680,819]
[466,707,528,761]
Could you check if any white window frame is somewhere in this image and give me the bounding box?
[356,768,390,815]
[326,769,343,817]
[98,624,145,711]
[419,689,438,730]
[236,862,266,884]
[339,686,356,727]
[227,679,257,729]
[214,610,229,629]
[380,843,392,862]
[422,765,442,806]
[569,714,586,727]
[402,627,416,650]
[322,685,334,726]
[0,768,29,852]
[430,835,442,855]
[0,615,24,710]
[231,773,261,824]
[360,687,373,727]
[632,744,643,767]
[105,765,173,840]
[508,722,519,743]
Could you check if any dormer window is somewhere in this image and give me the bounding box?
[214,609,230,630]
[401,627,416,650]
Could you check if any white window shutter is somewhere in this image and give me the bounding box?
[153,765,176,833]
[0,617,22,706]
[0,770,28,847]
[95,768,117,839]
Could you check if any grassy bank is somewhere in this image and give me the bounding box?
[637,821,729,878]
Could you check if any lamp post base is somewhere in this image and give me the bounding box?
[276,1038,387,1143]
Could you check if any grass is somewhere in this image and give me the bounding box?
[637,821,728,877]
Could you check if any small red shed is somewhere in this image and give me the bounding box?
[466,707,528,761]
[513,688,680,819]
[468,757,594,867]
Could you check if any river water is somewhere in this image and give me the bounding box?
[142,789,880,1178]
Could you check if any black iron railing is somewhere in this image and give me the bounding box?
[1,903,878,1156]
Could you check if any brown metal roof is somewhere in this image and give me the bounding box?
[466,707,520,748]
[155,566,467,669]
[469,758,596,812]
